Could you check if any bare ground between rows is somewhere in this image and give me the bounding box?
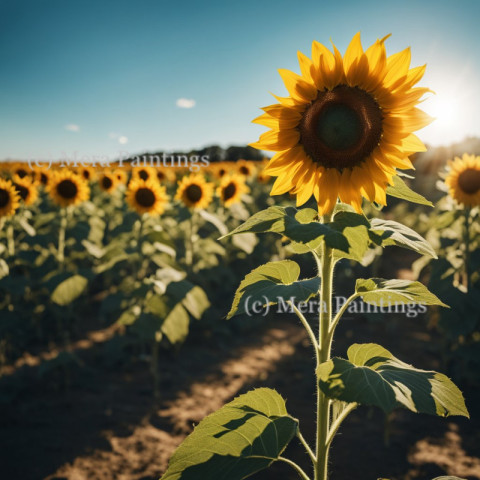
[1,249,479,480]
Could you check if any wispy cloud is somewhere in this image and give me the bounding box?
[109,132,128,144]
[64,124,80,132]
[176,98,196,109]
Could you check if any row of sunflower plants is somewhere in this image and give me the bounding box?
[0,159,278,394]
[160,33,469,480]
[411,153,480,386]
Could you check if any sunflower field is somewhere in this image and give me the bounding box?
[0,159,284,380]
[2,9,480,480]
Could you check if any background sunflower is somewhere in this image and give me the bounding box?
[175,174,214,209]
[216,174,249,207]
[0,178,20,217]
[444,153,480,208]
[48,171,90,207]
[13,175,38,206]
[251,32,433,214]
[98,171,118,193]
[126,178,168,215]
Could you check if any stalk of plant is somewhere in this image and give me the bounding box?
[57,207,67,264]
[160,33,469,480]
[463,206,471,292]
[7,221,15,257]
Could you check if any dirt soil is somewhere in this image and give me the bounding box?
[1,253,479,480]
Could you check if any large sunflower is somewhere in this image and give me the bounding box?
[175,174,214,209]
[444,154,480,208]
[0,178,20,218]
[126,178,168,215]
[48,170,90,207]
[216,174,249,207]
[13,175,39,206]
[251,33,432,214]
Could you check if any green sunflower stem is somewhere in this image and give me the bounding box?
[315,212,334,480]
[464,207,471,292]
[58,208,67,265]
[7,221,15,257]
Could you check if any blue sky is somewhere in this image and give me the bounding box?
[0,0,479,161]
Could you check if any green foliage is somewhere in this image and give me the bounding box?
[160,388,298,480]
[317,343,469,417]
[386,175,433,207]
[369,218,437,258]
[51,274,88,306]
[355,278,448,307]
[227,260,320,319]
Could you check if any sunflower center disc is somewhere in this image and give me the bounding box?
[139,170,149,180]
[185,184,203,203]
[135,187,156,207]
[239,166,249,175]
[300,85,383,170]
[102,176,113,190]
[223,183,237,201]
[0,188,9,207]
[458,168,480,195]
[40,173,48,185]
[15,183,29,201]
[57,180,78,199]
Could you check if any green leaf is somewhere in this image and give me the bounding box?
[232,232,258,254]
[18,217,36,236]
[51,275,88,306]
[227,260,320,319]
[331,211,371,262]
[161,302,190,344]
[370,218,437,258]
[167,281,210,320]
[160,388,298,480]
[317,343,469,417]
[386,175,433,206]
[220,206,350,253]
[433,477,468,480]
[355,278,448,307]
[0,259,9,280]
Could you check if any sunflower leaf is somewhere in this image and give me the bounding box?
[355,278,448,307]
[386,175,433,206]
[160,388,298,480]
[317,343,469,417]
[369,218,437,258]
[227,260,320,319]
[220,206,350,253]
[51,275,88,306]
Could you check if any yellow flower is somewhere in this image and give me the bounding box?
[78,165,96,183]
[34,168,51,187]
[131,166,157,182]
[13,175,39,206]
[0,178,20,218]
[12,162,31,180]
[114,169,128,185]
[251,32,432,214]
[216,174,249,207]
[175,174,214,209]
[126,178,168,215]
[210,162,232,179]
[48,170,90,207]
[156,168,176,183]
[98,171,118,193]
[236,160,256,178]
[444,154,480,208]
